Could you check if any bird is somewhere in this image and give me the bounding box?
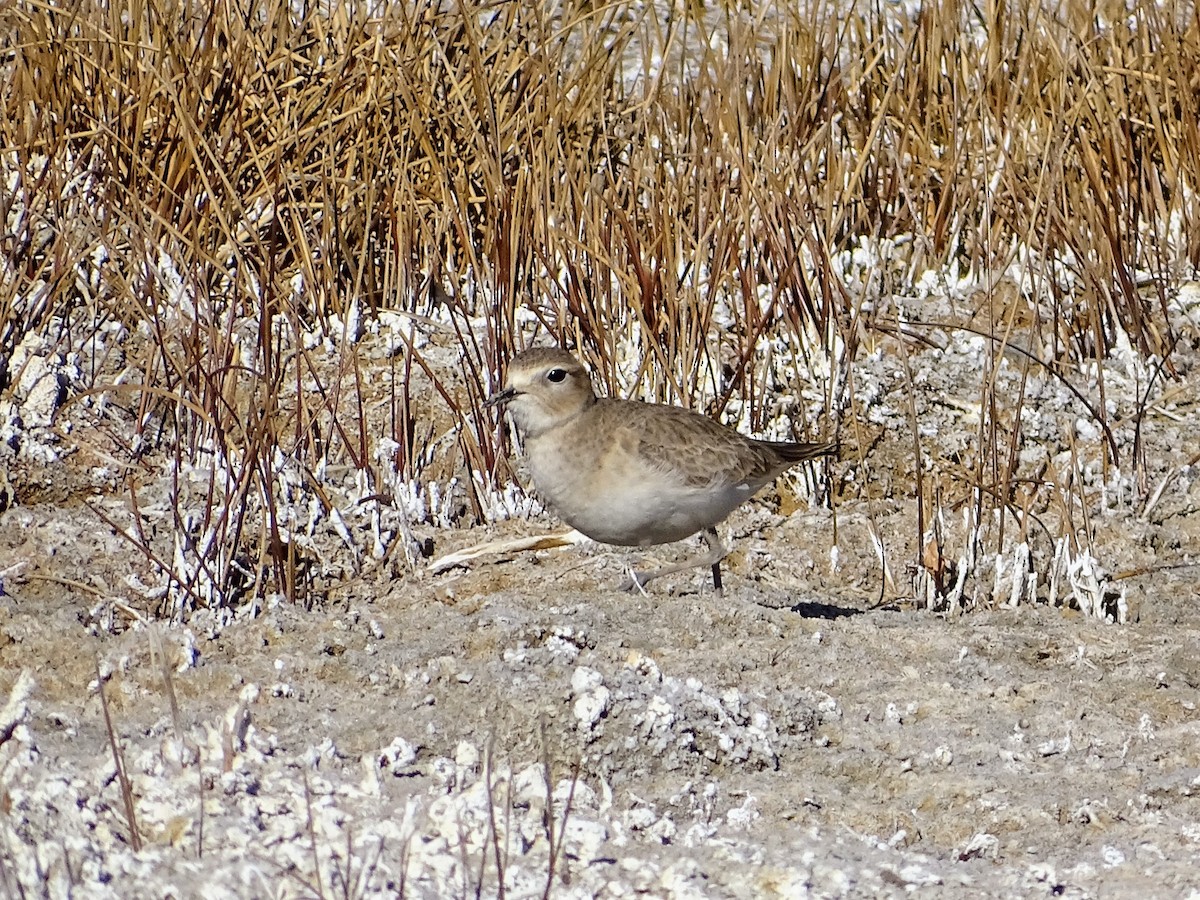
[485,347,836,592]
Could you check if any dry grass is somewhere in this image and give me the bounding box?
[1,0,1197,614]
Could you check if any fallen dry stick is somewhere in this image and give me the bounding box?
[428,529,588,574]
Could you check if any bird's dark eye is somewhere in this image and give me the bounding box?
[546,368,567,383]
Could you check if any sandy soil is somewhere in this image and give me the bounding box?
[2,305,1200,898]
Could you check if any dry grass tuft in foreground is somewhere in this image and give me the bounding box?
[1,0,1197,616]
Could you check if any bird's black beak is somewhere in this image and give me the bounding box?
[484,387,517,409]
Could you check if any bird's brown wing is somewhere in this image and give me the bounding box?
[608,400,792,488]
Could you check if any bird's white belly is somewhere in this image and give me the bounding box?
[529,450,750,547]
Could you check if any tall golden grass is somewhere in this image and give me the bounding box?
[2,0,1195,613]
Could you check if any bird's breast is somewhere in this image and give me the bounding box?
[524,431,752,547]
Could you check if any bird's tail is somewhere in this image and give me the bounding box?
[762,440,839,462]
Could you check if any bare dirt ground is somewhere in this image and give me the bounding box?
[2,306,1200,898]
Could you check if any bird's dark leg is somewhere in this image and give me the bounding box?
[704,527,725,595]
[621,527,729,593]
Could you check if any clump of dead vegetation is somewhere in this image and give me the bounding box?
[1,0,1197,616]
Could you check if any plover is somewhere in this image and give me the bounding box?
[487,347,835,591]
